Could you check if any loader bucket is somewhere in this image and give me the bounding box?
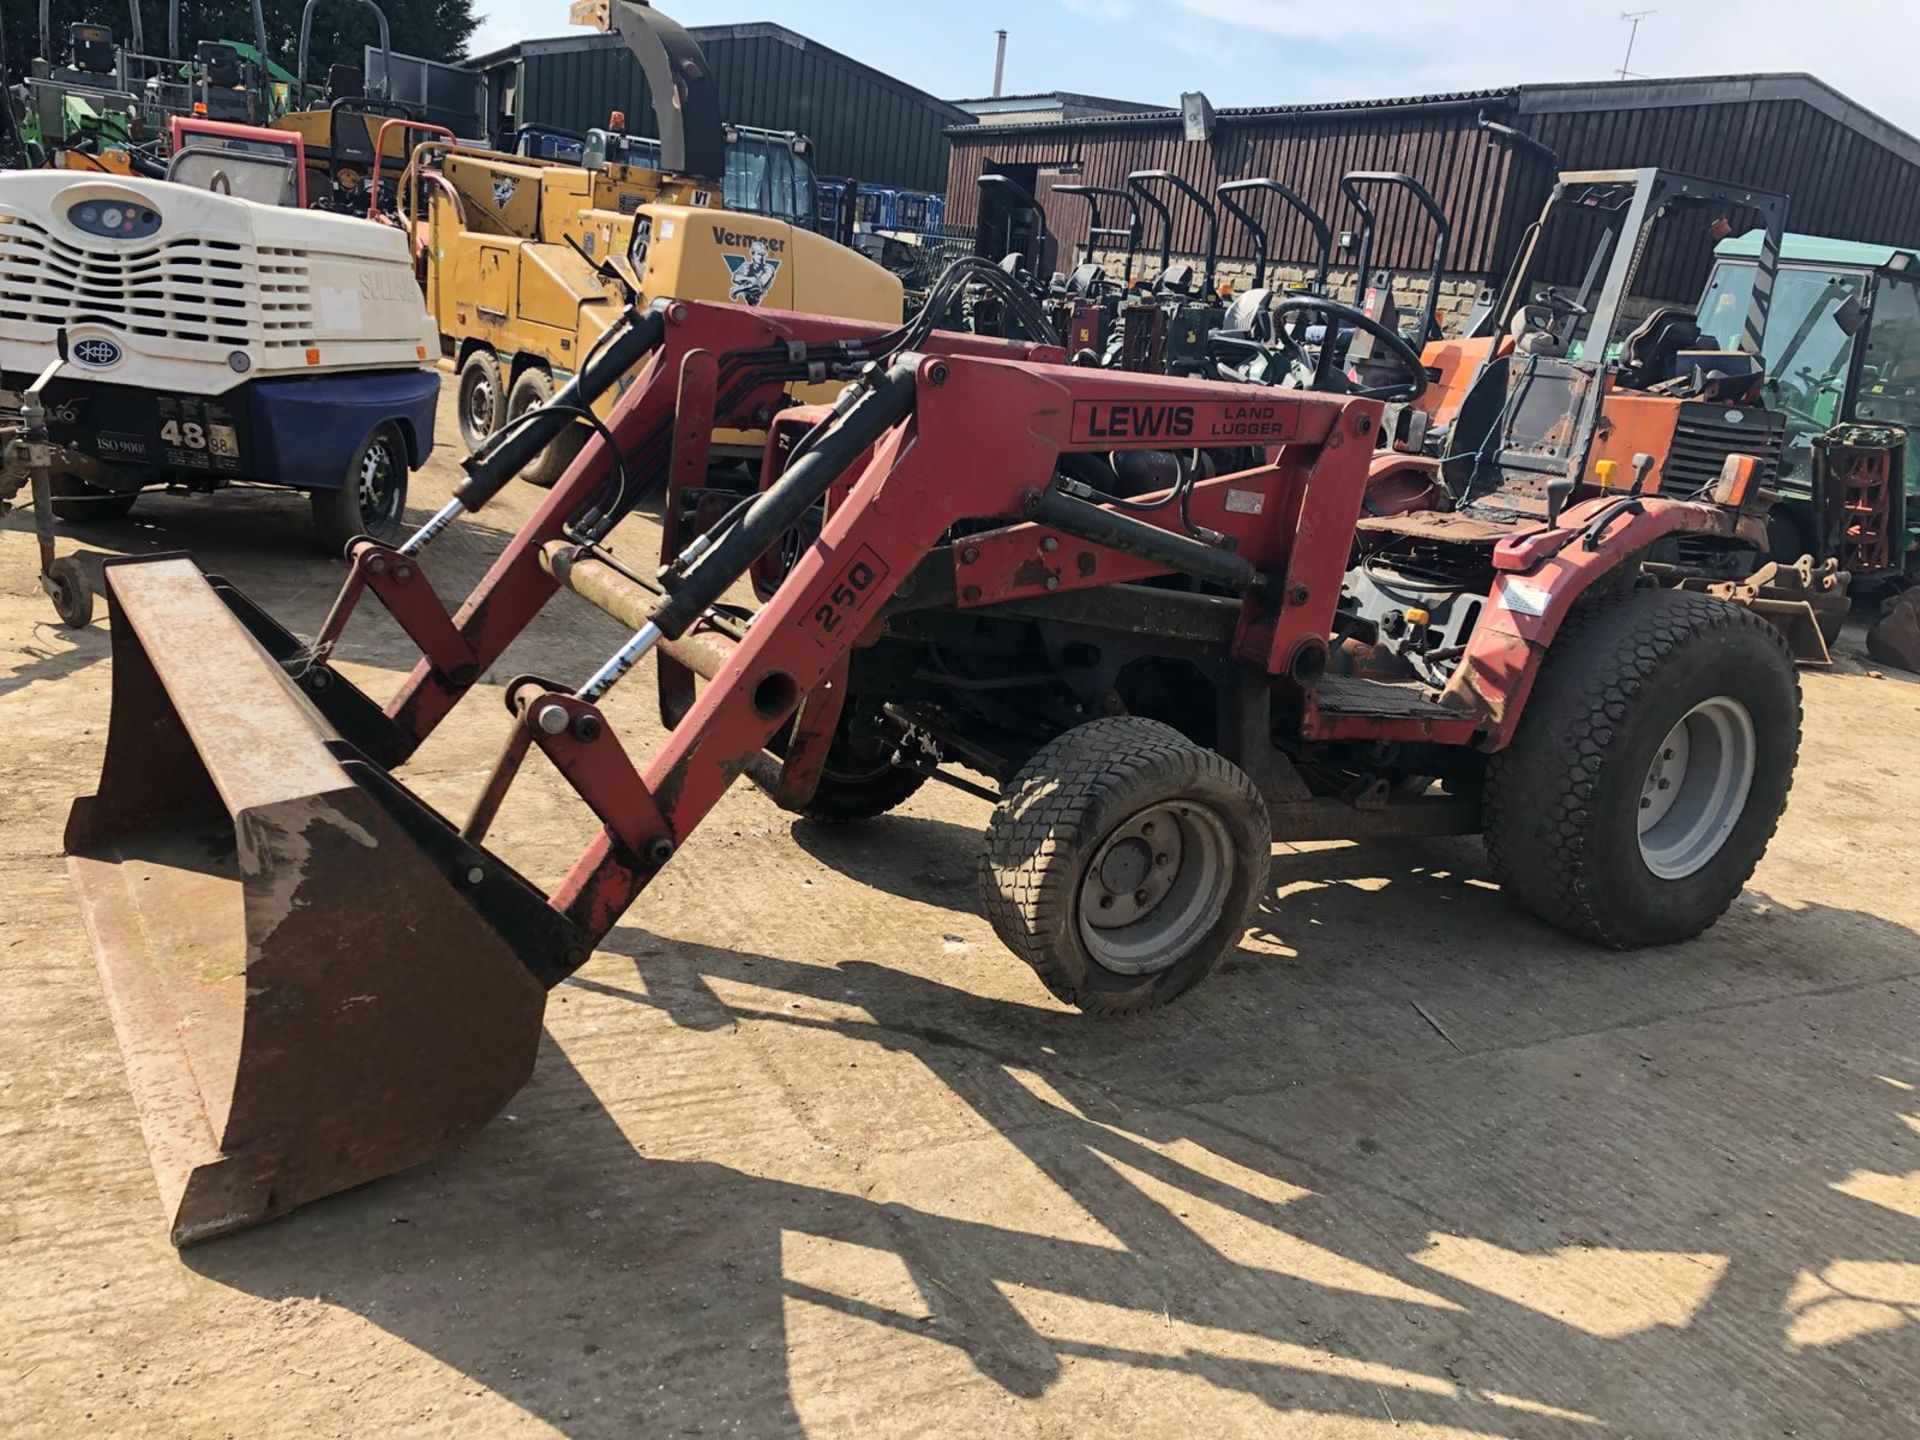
[65,556,563,1246]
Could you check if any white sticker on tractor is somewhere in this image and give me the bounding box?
[1503,580,1551,617]
[1223,489,1264,515]
[491,177,517,209]
[316,284,363,332]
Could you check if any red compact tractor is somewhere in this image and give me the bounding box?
[66,260,1800,1243]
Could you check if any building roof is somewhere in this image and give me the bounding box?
[1717,232,1920,271]
[466,23,973,124]
[946,72,1920,170]
[950,90,1162,117]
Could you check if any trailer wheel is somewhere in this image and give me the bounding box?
[980,717,1269,1016]
[49,474,137,524]
[456,349,506,454]
[45,555,94,628]
[506,368,585,488]
[1484,588,1799,948]
[312,422,409,553]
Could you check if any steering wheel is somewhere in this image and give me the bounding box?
[1267,296,1429,403]
[1532,287,1588,320]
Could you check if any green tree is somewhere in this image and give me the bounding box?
[5,0,478,89]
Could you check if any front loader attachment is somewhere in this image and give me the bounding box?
[65,557,560,1245]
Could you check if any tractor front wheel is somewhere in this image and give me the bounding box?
[980,717,1269,1016]
[1484,588,1800,947]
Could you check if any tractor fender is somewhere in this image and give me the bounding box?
[1443,495,1748,748]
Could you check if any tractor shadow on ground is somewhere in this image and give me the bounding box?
[186,829,1920,1438]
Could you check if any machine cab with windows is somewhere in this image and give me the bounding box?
[582,123,818,231]
[1695,233,1920,577]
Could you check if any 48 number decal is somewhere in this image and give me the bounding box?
[160,419,206,450]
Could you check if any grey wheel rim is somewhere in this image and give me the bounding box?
[1637,696,1757,880]
[1078,801,1234,975]
[463,369,495,442]
[356,432,404,531]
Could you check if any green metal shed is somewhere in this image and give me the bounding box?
[467,24,971,194]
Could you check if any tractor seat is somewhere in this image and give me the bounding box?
[325,64,365,103]
[1066,263,1106,298]
[1155,263,1195,298]
[196,41,244,89]
[1617,307,1701,389]
[1219,287,1275,342]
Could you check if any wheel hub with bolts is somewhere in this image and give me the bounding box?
[1079,802,1232,975]
[466,375,495,433]
[357,434,401,527]
[1637,696,1757,881]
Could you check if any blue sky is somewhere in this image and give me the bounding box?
[468,1,1920,137]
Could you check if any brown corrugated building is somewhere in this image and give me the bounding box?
[943,74,1920,326]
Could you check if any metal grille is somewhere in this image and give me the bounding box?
[1663,404,1785,493]
[0,215,314,350]
[254,246,316,351]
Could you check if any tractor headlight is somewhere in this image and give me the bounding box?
[228,351,252,374]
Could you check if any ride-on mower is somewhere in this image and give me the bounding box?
[68,253,1801,1243]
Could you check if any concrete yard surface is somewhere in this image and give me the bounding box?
[2,382,1917,1437]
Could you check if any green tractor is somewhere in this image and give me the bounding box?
[1694,233,1920,665]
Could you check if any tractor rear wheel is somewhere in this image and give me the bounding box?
[456,349,506,454]
[506,367,585,489]
[1484,588,1799,948]
[980,717,1269,1016]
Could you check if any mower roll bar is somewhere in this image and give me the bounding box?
[1217,178,1332,293]
[1052,184,1141,275]
[165,0,268,72]
[42,0,142,63]
[1127,170,1219,294]
[296,0,393,101]
[1341,171,1451,342]
[976,174,1054,274]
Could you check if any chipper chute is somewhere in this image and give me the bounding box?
[66,557,554,1244]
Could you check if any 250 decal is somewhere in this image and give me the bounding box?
[801,544,892,645]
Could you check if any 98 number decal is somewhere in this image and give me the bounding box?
[802,544,891,646]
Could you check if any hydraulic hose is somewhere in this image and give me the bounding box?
[453,305,668,511]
